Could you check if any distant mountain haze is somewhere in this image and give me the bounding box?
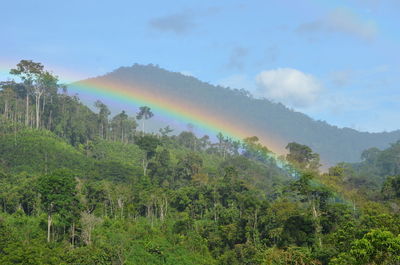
[70,64,400,166]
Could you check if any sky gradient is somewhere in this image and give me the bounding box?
[1,0,399,132]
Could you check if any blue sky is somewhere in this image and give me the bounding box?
[1,0,399,132]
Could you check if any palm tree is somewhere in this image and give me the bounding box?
[136,106,154,134]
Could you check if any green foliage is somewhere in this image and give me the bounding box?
[136,135,160,159]
[330,229,400,265]
[286,142,320,171]
[89,138,143,165]
[280,215,316,247]
[262,247,321,265]
[63,245,118,265]
[37,169,80,224]
[90,160,141,182]
[176,152,203,182]
[0,239,63,265]
[2,61,400,264]
[136,106,154,133]
[382,175,400,200]
[0,129,90,174]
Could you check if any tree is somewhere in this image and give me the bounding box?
[10,60,59,129]
[136,106,153,134]
[280,215,316,247]
[94,100,110,139]
[286,142,320,170]
[291,172,332,247]
[176,152,203,183]
[135,135,160,176]
[37,169,80,242]
[159,125,173,137]
[148,148,173,186]
[80,212,102,245]
[217,132,227,158]
[178,131,197,150]
[111,111,129,142]
[159,125,174,145]
[242,136,271,163]
[361,147,381,164]
[34,71,59,129]
[10,60,44,127]
[382,175,400,200]
[0,81,17,120]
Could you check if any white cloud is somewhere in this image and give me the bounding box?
[256,68,322,108]
[297,8,378,41]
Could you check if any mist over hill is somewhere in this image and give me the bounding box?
[71,64,400,165]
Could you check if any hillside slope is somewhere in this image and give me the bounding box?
[71,64,400,165]
[2,65,400,264]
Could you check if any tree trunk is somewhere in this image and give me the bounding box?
[15,98,18,123]
[25,93,29,126]
[164,197,168,219]
[42,94,46,115]
[48,110,52,130]
[35,93,42,129]
[160,201,164,221]
[47,213,52,243]
[117,198,124,219]
[311,200,322,248]
[142,157,148,176]
[31,110,34,127]
[4,98,8,119]
[253,208,258,243]
[45,152,48,174]
[71,222,75,247]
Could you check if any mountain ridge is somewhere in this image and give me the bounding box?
[70,64,400,165]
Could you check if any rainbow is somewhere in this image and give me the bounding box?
[1,63,297,171]
[71,77,288,161]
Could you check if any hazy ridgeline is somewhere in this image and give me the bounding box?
[70,64,400,165]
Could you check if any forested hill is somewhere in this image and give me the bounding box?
[2,60,400,264]
[72,64,400,165]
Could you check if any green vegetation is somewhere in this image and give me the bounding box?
[1,60,400,264]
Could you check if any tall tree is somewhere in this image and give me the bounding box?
[0,81,16,120]
[291,171,331,247]
[111,111,137,142]
[94,100,110,139]
[135,135,160,176]
[10,60,44,127]
[217,132,226,158]
[34,71,58,129]
[37,169,80,242]
[136,106,153,134]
